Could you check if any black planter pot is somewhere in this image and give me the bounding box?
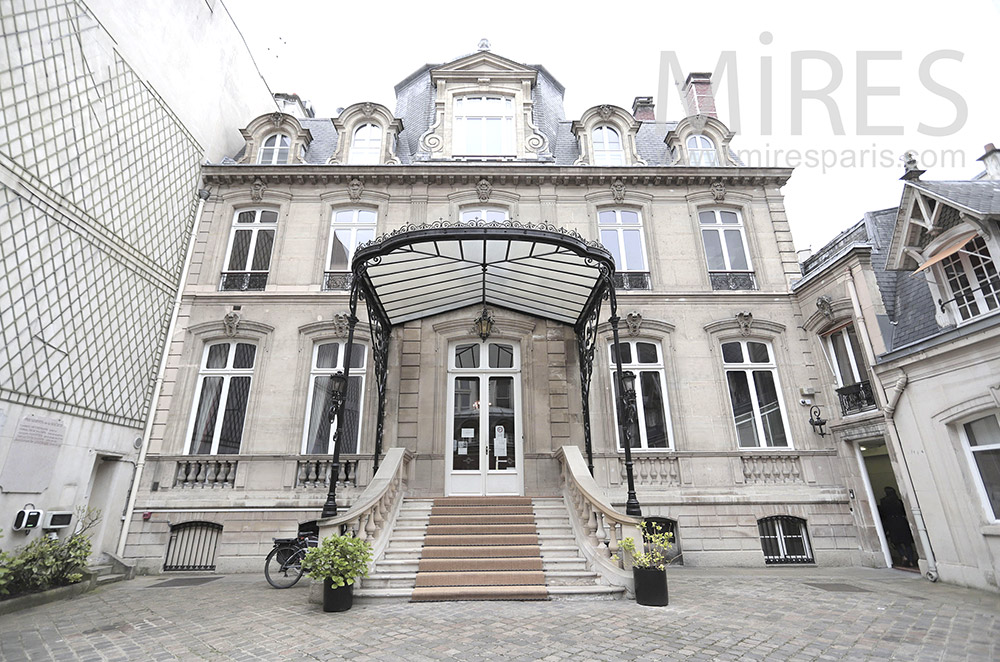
[633,567,668,606]
[322,579,355,612]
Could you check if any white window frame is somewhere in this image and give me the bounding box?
[592,125,625,166]
[608,339,673,451]
[221,208,278,291]
[258,133,291,164]
[698,208,753,274]
[823,323,868,387]
[598,208,648,272]
[721,339,793,449]
[324,208,377,285]
[460,206,509,223]
[937,235,1000,324]
[347,123,382,165]
[687,134,719,166]
[301,341,367,455]
[960,412,1000,521]
[185,341,257,455]
[453,95,516,156]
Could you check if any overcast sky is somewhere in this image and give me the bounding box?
[223,0,999,251]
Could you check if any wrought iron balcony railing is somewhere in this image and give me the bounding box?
[322,271,354,291]
[612,271,651,290]
[836,380,877,416]
[219,271,268,291]
[709,271,758,291]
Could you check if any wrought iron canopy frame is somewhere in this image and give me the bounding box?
[332,220,641,515]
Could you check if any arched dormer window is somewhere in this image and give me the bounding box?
[686,134,719,166]
[348,123,382,165]
[258,133,291,164]
[593,126,625,166]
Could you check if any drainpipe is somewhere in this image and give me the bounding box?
[846,267,939,581]
[116,188,211,557]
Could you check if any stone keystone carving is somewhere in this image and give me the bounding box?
[476,178,493,202]
[250,176,266,201]
[269,112,283,126]
[348,178,364,202]
[611,178,626,203]
[598,105,613,120]
[816,295,834,320]
[625,311,643,336]
[223,311,242,337]
[332,313,351,336]
[736,311,754,337]
[361,102,374,117]
[711,181,726,201]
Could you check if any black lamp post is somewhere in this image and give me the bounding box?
[618,370,642,517]
[321,371,349,518]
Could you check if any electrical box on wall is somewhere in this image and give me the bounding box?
[13,509,43,531]
[43,511,73,529]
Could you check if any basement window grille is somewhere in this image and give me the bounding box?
[163,521,223,571]
[757,516,813,564]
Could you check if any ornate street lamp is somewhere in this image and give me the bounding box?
[321,371,349,518]
[808,405,828,438]
[618,370,642,517]
[473,305,495,342]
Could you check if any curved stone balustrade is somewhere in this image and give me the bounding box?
[622,454,681,486]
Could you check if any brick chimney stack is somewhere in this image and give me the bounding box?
[682,72,717,118]
[977,143,1000,180]
[632,96,655,121]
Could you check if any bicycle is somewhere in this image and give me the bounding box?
[264,534,318,588]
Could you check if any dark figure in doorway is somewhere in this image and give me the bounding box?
[880,487,916,567]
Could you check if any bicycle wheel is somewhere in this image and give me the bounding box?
[265,546,306,588]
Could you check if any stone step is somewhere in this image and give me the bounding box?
[547,585,626,600]
[95,573,127,585]
[354,587,413,601]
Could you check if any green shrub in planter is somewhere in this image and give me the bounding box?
[618,520,678,607]
[0,507,99,599]
[300,535,373,588]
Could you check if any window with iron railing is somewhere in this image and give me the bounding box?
[599,209,650,290]
[323,208,376,291]
[220,209,277,291]
[699,209,756,291]
[824,324,877,416]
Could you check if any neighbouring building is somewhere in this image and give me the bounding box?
[121,44,892,585]
[0,0,274,561]
[792,146,1000,593]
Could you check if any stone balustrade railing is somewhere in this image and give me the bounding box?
[295,456,362,488]
[174,459,237,488]
[623,455,681,486]
[741,454,804,484]
[317,447,413,563]
[556,445,641,596]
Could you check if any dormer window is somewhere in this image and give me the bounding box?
[937,235,1000,322]
[258,133,291,164]
[592,126,625,166]
[687,135,718,166]
[453,96,515,156]
[348,123,382,165]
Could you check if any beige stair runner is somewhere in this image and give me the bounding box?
[410,496,549,602]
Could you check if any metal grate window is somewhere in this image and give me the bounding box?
[163,521,223,571]
[757,516,813,564]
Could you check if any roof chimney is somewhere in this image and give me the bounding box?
[977,142,1000,180]
[682,73,717,118]
[632,96,655,121]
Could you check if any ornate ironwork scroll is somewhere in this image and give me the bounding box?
[575,285,604,477]
[364,282,392,474]
[608,282,642,517]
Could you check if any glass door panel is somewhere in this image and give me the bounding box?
[452,377,480,471]
[488,377,516,471]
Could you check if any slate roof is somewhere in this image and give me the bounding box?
[909,181,1000,216]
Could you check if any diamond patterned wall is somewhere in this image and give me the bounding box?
[0,0,203,427]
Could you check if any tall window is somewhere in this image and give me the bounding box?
[324,209,377,290]
[609,340,671,450]
[963,414,1000,520]
[757,516,814,564]
[187,341,256,455]
[824,324,876,416]
[699,209,755,290]
[939,236,1000,322]
[258,134,290,164]
[221,209,277,291]
[348,123,382,165]
[460,207,508,223]
[599,209,649,289]
[303,341,367,454]
[687,134,718,166]
[721,339,790,448]
[453,96,515,156]
[592,125,625,166]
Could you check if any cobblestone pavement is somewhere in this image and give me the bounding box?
[1,567,998,661]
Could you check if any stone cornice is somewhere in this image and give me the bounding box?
[202,164,793,188]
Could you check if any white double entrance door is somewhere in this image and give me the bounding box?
[445,340,523,496]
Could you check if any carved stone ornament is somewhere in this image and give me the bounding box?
[597,104,613,120]
[901,151,919,172]
[332,313,351,337]
[711,181,726,201]
[625,311,643,337]
[476,178,493,203]
[269,112,283,127]
[610,178,626,203]
[816,295,834,320]
[736,311,754,337]
[250,176,266,201]
[223,311,241,337]
[348,178,364,202]
[361,102,374,117]
[690,115,708,132]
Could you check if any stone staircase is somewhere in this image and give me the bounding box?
[356,496,625,601]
